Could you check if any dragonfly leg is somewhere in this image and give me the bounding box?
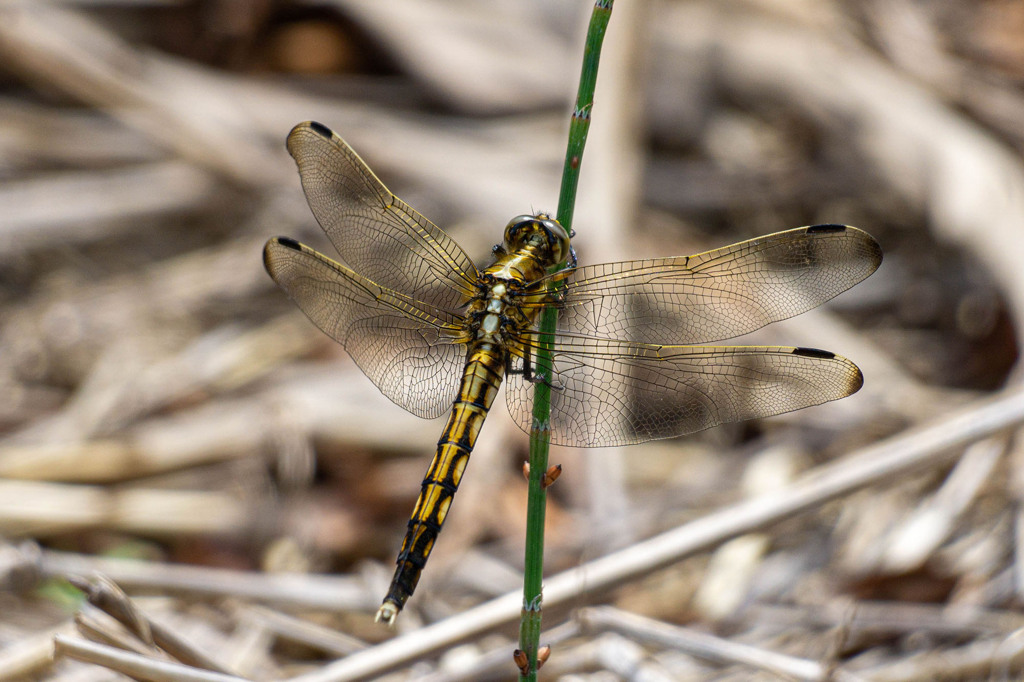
[565,244,578,269]
[508,350,564,390]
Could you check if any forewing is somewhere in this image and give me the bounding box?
[287,121,479,309]
[532,225,881,345]
[265,237,466,419]
[505,336,863,447]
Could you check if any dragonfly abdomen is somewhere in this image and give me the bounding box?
[376,341,507,624]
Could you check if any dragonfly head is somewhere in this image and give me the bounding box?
[503,214,571,266]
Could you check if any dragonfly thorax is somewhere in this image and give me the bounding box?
[472,215,569,341]
[467,279,516,339]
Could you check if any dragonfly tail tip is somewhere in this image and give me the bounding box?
[375,602,400,626]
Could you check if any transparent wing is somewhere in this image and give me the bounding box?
[287,121,480,309]
[523,225,881,345]
[505,336,863,447]
[264,237,467,419]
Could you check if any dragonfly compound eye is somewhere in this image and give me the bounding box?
[539,217,570,265]
[503,215,533,248]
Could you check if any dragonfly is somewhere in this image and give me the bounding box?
[263,121,882,625]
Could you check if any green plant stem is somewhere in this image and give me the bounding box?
[518,2,612,679]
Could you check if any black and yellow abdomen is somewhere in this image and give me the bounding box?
[377,341,506,622]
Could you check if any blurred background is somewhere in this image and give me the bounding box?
[0,0,1022,679]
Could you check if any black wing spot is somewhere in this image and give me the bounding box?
[806,224,847,234]
[792,347,836,359]
[276,236,302,251]
[309,121,333,139]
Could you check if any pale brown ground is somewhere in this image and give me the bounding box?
[0,1,1022,680]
